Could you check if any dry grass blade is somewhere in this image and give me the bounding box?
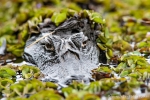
[27,31,55,48]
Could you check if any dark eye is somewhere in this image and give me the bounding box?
[82,41,87,48]
[83,41,86,45]
[44,44,55,51]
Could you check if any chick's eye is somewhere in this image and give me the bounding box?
[82,41,87,48]
[83,41,86,45]
[44,44,55,51]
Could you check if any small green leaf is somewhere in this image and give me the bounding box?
[62,87,73,97]
[80,10,90,18]
[136,42,147,48]
[51,13,58,23]
[25,73,32,79]
[93,17,104,24]
[116,62,127,70]
[0,79,13,86]
[106,49,113,59]
[0,70,7,77]
[131,63,136,68]
[105,39,113,48]
[100,79,114,90]
[22,67,30,76]
[98,66,112,73]
[104,27,109,38]
[96,38,101,43]
[23,83,33,94]
[137,59,147,66]
[120,70,129,77]
[128,78,142,88]
[83,94,100,100]
[86,81,101,93]
[129,72,140,79]
[2,67,16,76]
[16,13,28,25]
[97,43,107,50]
[68,9,77,17]
[46,82,58,89]
[10,84,24,93]
[127,59,133,66]
[98,35,107,43]
[52,12,67,26]
[56,12,67,26]
[91,12,104,24]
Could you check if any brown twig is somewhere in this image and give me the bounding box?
[27,31,55,48]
